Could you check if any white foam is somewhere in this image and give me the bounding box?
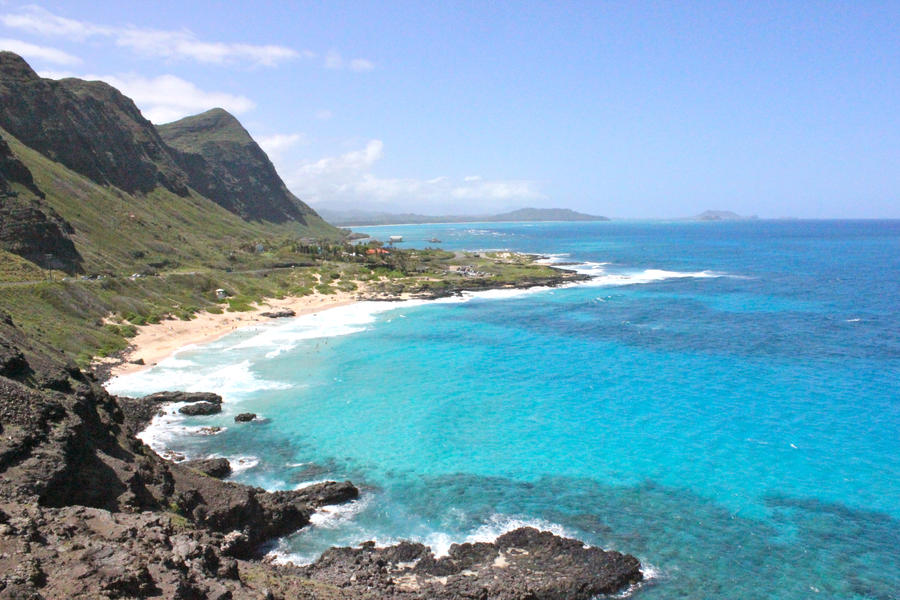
[157,355,198,368]
[294,479,331,490]
[566,266,724,287]
[424,513,575,557]
[227,455,260,474]
[135,412,190,455]
[107,359,289,401]
[610,562,663,598]
[308,493,374,529]
[534,252,571,264]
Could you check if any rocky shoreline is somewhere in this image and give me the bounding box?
[1,292,643,599]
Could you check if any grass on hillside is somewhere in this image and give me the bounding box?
[2,128,341,277]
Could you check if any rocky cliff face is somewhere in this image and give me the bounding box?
[158,109,315,223]
[0,310,361,598]
[0,136,83,273]
[0,51,339,276]
[0,52,189,197]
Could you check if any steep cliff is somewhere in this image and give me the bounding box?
[0,52,188,197]
[0,135,83,273]
[0,52,340,276]
[158,108,316,223]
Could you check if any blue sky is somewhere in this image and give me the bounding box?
[1,1,898,217]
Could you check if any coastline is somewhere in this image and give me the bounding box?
[99,289,368,379]
[99,260,588,381]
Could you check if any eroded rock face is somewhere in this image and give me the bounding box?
[0,135,84,273]
[234,412,256,422]
[145,391,223,405]
[300,527,643,599]
[178,401,221,416]
[158,108,317,223]
[0,51,189,197]
[182,457,232,479]
[0,312,362,598]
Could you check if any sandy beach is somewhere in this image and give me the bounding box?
[103,290,366,378]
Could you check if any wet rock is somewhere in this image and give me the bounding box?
[179,402,222,416]
[234,413,256,422]
[302,527,642,600]
[289,481,358,508]
[259,309,296,319]
[146,391,223,405]
[182,458,232,479]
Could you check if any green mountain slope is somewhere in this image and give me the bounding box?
[0,52,340,276]
[2,128,319,274]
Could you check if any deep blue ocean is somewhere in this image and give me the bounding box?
[108,220,900,599]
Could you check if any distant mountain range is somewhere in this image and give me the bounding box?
[316,207,610,227]
[691,210,758,221]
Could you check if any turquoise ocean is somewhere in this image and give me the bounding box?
[107,220,900,599]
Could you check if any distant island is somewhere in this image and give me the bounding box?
[691,210,759,221]
[316,207,610,227]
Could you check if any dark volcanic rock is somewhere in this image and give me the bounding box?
[145,391,223,405]
[301,526,642,599]
[0,305,364,596]
[260,309,296,319]
[182,457,232,479]
[158,108,318,223]
[168,463,358,557]
[234,412,256,422]
[0,136,84,273]
[0,133,42,198]
[289,481,359,508]
[0,337,28,378]
[115,395,167,435]
[179,401,221,416]
[0,52,189,197]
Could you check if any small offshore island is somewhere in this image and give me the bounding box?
[0,52,642,599]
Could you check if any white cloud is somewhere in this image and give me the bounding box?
[0,37,80,64]
[1,6,302,67]
[0,7,107,39]
[284,140,543,212]
[348,58,375,72]
[38,70,255,123]
[113,30,300,67]
[257,133,307,156]
[324,49,375,72]
[2,7,374,70]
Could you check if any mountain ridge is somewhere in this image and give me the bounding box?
[0,52,339,274]
[159,108,317,223]
[318,206,610,226]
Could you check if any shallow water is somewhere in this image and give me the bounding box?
[108,220,900,599]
